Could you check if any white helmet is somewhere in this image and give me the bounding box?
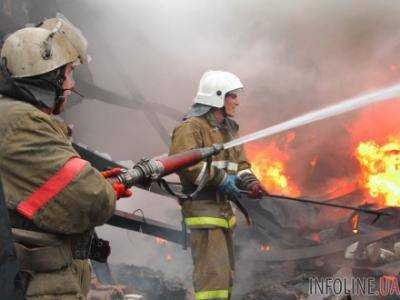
[1,14,88,78]
[194,70,244,108]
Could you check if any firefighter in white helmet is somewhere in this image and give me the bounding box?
[170,70,265,299]
[0,15,131,299]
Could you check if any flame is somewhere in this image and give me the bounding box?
[310,156,318,167]
[355,138,400,207]
[309,232,321,244]
[351,213,360,234]
[286,132,296,143]
[260,243,271,252]
[166,254,172,261]
[155,237,167,246]
[244,100,400,214]
[245,137,300,196]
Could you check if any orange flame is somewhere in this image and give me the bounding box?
[245,137,300,197]
[351,213,360,234]
[245,100,400,213]
[260,243,271,252]
[309,232,321,244]
[155,237,167,246]
[309,156,319,167]
[166,254,172,261]
[355,138,400,207]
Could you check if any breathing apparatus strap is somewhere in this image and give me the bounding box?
[156,156,212,202]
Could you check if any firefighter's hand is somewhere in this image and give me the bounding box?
[101,167,123,178]
[246,181,265,199]
[218,174,242,198]
[112,182,133,199]
[101,168,133,199]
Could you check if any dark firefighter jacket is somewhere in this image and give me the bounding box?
[0,95,116,297]
[170,112,253,229]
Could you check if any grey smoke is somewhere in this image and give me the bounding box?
[51,0,400,297]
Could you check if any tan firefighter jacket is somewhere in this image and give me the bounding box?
[170,112,253,229]
[0,96,116,296]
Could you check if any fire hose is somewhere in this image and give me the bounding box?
[105,144,223,191]
[240,191,391,222]
[102,142,387,221]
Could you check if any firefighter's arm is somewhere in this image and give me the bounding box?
[170,122,226,187]
[236,145,265,198]
[1,112,117,234]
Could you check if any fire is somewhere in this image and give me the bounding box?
[351,213,360,234]
[245,99,400,212]
[155,237,167,246]
[309,156,318,167]
[245,136,300,197]
[166,254,172,261]
[260,243,271,252]
[309,232,321,244]
[355,138,400,207]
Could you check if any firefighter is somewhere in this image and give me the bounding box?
[170,70,265,300]
[0,16,131,299]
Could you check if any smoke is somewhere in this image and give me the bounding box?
[48,0,400,296]
[57,0,400,149]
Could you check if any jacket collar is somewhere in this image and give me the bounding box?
[204,111,239,136]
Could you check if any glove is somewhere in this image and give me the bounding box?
[89,237,111,263]
[218,174,242,198]
[246,181,265,199]
[111,182,133,199]
[101,167,133,199]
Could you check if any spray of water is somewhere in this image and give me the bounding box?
[224,83,400,149]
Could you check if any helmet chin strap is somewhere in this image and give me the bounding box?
[222,107,228,117]
[71,88,84,97]
[52,98,64,115]
[52,88,84,115]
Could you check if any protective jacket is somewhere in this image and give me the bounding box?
[0,95,116,298]
[170,112,252,229]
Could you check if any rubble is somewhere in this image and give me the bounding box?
[110,263,188,300]
[234,203,400,299]
[88,276,126,300]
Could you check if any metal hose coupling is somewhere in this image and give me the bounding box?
[114,158,164,188]
[114,144,224,189]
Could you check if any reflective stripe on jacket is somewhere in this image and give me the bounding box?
[0,96,116,234]
[17,157,87,220]
[185,216,236,229]
[195,289,229,299]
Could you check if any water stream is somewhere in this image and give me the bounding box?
[224,83,400,149]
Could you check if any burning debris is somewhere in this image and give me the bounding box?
[245,99,400,207]
[246,136,300,197]
[260,243,271,252]
[155,237,167,246]
[356,138,400,207]
[236,100,400,298]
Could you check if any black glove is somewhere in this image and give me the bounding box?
[246,181,265,198]
[237,172,266,199]
[89,237,111,263]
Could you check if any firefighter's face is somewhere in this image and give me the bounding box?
[62,63,75,102]
[224,92,239,117]
[53,63,75,114]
